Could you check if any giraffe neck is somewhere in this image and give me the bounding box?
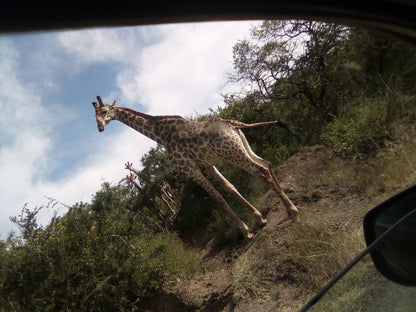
[114,107,162,144]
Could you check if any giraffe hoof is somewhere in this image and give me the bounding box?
[290,214,297,221]
[258,218,268,228]
[246,232,254,239]
[289,206,298,221]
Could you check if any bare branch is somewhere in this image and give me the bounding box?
[125,161,140,176]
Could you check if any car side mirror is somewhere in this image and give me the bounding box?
[364,184,416,286]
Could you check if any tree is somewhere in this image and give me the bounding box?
[230,20,352,121]
[226,20,416,149]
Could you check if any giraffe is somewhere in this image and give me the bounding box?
[92,96,298,239]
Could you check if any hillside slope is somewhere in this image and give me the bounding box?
[139,117,416,312]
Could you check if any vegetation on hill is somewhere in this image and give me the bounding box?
[1,20,415,311]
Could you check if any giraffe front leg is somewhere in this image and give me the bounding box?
[191,169,254,239]
[204,166,267,229]
[171,157,254,239]
[190,170,254,239]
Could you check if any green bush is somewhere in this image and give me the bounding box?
[321,98,390,156]
[0,193,200,311]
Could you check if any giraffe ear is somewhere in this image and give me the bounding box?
[92,102,99,109]
[110,100,116,106]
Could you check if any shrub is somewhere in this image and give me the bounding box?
[0,195,200,311]
[321,98,390,156]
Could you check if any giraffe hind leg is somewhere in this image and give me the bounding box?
[226,130,299,221]
[204,166,267,228]
[237,129,270,168]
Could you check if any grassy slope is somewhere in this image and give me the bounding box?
[154,116,415,312]
[233,117,415,311]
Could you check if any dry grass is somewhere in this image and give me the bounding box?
[367,119,416,192]
[231,219,365,310]
[228,116,416,311]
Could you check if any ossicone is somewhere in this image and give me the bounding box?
[96,96,104,106]
[93,96,116,107]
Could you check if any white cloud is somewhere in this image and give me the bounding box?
[130,21,258,116]
[58,27,143,64]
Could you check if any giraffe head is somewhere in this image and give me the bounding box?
[92,96,116,132]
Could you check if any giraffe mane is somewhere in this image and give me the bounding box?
[117,107,155,120]
[117,107,185,121]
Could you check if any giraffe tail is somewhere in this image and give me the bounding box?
[275,119,302,141]
[230,120,278,128]
[232,119,302,141]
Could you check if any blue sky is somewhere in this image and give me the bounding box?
[0,21,259,238]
